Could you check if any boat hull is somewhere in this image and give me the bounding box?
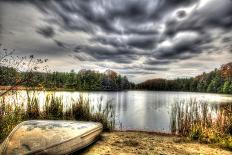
[0,120,103,155]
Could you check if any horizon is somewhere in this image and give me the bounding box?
[0,0,232,83]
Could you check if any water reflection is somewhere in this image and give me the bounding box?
[2,90,232,133]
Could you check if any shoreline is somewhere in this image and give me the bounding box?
[1,131,231,154]
[1,86,232,95]
[79,131,231,155]
[113,129,176,137]
[0,86,128,92]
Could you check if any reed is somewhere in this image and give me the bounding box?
[171,99,232,149]
[0,92,115,141]
[0,96,25,140]
[42,94,64,120]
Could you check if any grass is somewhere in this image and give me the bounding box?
[0,91,115,141]
[170,99,232,150]
[1,91,232,151]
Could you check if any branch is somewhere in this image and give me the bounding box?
[0,73,33,97]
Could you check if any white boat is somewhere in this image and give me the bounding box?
[0,120,103,154]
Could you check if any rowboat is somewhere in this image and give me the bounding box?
[0,120,103,154]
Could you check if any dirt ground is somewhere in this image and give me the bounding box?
[79,131,231,155]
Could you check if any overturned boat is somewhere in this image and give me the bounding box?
[0,120,103,154]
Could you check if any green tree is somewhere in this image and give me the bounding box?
[229,82,232,94]
[222,81,230,94]
[207,81,215,93]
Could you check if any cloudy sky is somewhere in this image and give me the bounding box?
[0,0,232,83]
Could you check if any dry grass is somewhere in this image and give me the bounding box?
[0,92,115,141]
[170,99,232,150]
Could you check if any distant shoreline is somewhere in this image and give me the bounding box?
[0,86,130,92]
[1,86,232,95]
[0,86,78,92]
[0,86,44,91]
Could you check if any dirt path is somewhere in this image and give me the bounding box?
[80,131,231,155]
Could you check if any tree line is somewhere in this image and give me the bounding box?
[1,61,232,94]
[136,62,232,94]
[0,66,134,91]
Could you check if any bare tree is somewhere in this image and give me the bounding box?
[0,44,48,96]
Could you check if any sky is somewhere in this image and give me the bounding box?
[0,0,232,83]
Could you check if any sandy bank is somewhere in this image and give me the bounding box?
[80,131,231,155]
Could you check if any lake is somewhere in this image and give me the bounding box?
[3,90,232,133]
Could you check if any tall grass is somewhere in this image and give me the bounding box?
[43,95,64,119]
[0,92,115,141]
[0,96,26,140]
[65,96,115,130]
[171,99,232,149]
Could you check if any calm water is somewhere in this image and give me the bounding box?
[3,91,232,133]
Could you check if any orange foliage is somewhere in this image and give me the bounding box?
[220,62,232,79]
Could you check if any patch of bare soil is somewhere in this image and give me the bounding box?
[80,131,231,155]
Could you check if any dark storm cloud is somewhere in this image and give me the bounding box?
[154,32,212,60]
[12,0,197,36]
[222,37,231,43]
[157,0,232,61]
[73,46,82,53]
[73,55,85,61]
[2,0,205,61]
[71,53,93,61]
[176,10,187,18]
[126,35,157,50]
[164,0,232,38]
[91,34,157,50]
[74,45,140,63]
[37,26,55,38]
[144,59,174,65]
[1,0,232,80]
[89,36,126,48]
[54,40,66,48]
